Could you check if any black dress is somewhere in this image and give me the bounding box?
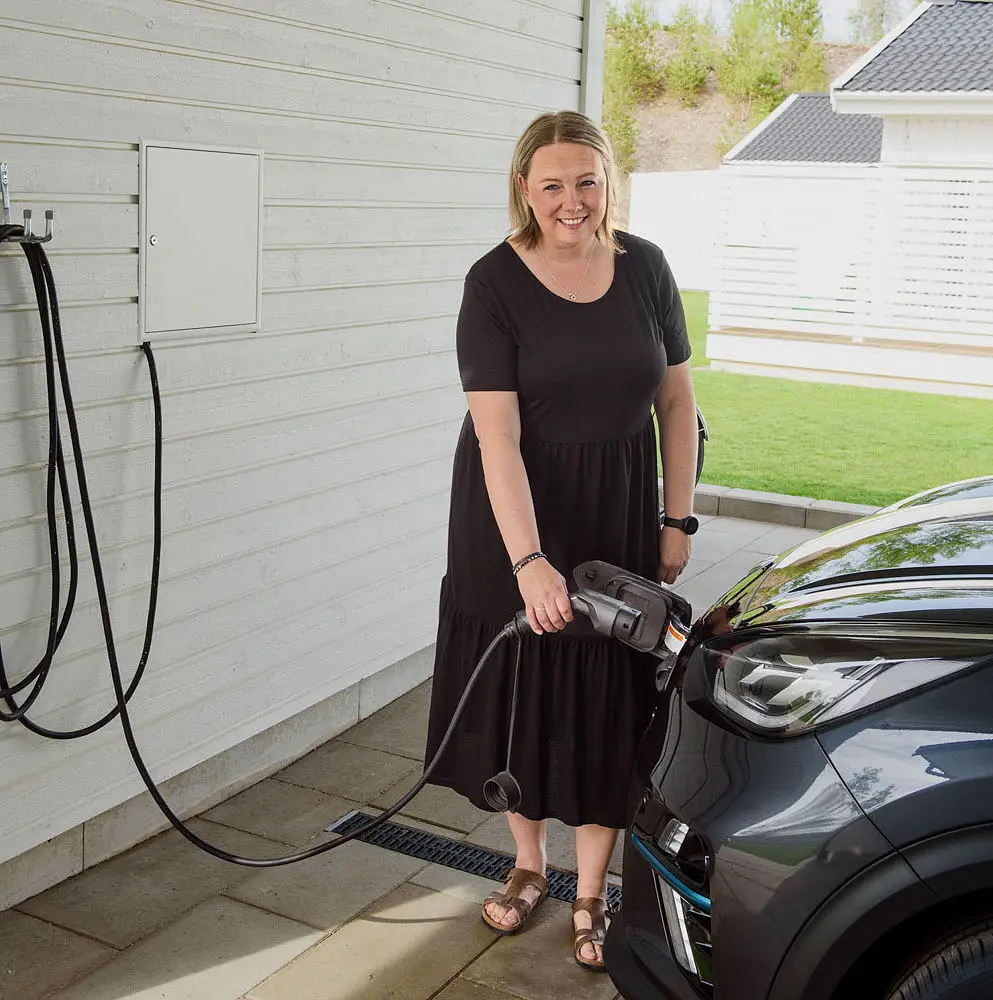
[424,231,690,830]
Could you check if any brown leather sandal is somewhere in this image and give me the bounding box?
[481,867,548,935]
[572,896,610,972]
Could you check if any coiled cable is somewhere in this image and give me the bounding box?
[0,236,525,866]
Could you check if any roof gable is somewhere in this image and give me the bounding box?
[841,0,993,93]
[726,94,882,164]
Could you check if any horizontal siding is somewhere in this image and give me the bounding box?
[0,0,586,865]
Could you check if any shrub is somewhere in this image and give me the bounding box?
[716,0,827,136]
[664,3,718,105]
[848,0,906,44]
[777,0,827,89]
[602,1,665,174]
[717,0,786,115]
[606,0,666,102]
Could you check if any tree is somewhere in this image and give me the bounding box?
[664,3,719,106]
[848,0,906,45]
[603,1,665,173]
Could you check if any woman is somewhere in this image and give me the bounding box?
[423,110,698,971]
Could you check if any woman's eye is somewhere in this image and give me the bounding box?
[544,184,559,192]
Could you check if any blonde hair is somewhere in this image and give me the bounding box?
[509,111,623,254]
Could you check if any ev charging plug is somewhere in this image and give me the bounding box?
[483,566,692,813]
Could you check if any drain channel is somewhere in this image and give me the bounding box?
[327,811,622,909]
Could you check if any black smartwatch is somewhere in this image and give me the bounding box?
[661,514,700,536]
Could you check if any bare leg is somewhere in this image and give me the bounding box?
[574,824,618,964]
[483,813,547,930]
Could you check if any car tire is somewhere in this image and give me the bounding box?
[886,919,993,1000]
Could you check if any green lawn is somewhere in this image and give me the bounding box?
[681,290,710,368]
[678,292,992,507]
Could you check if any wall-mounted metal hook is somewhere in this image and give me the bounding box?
[1,162,56,244]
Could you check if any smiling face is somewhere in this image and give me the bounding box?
[518,142,607,252]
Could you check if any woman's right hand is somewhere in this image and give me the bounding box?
[516,558,574,634]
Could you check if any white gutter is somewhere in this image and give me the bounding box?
[832,90,993,117]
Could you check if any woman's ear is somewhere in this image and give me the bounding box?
[516,172,530,206]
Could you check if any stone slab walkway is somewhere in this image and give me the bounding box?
[0,514,821,1000]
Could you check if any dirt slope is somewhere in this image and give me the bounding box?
[633,43,868,174]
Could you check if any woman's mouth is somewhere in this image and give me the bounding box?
[558,216,587,229]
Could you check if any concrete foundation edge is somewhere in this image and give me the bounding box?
[690,482,879,529]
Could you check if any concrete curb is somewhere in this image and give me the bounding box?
[690,483,880,530]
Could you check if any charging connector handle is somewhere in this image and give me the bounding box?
[511,590,643,643]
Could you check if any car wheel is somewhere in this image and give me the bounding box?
[886,919,993,1000]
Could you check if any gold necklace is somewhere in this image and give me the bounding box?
[536,240,597,302]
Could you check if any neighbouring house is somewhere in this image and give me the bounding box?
[708,0,993,398]
[0,0,606,907]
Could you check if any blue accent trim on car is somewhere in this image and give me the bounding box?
[631,831,712,914]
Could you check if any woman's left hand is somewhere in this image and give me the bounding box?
[658,527,691,585]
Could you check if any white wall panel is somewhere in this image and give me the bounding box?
[628,170,723,292]
[708,159,993,391]
[0,0,593,869]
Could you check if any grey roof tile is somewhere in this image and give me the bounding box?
[728,94,882,163]
[842,0,993,92]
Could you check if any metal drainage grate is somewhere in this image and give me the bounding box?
[327,810,622,910]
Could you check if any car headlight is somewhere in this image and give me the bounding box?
[707,628,992,737]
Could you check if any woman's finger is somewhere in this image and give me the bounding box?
[527,606,544,635]
[543,599,567,631]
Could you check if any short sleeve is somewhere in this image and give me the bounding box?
[656,251,691,367]
[456,272,518,392]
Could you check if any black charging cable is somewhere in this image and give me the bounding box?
[0,236,533,867]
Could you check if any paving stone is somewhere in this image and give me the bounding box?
[342,679,433,761]
[276,739,419,803]
[202,778,361,847]
[43,896,321,1000]
[17,820,286,950]
[463,896,618,1000]
[697,515,782,544]
[408,864,497,904]
[434,979,523,1000]
[692,521,773,564]
[371,773,492,834]
[677,555,715,585]
[741,524,819,557]
[227,839,426,930]
[245,882,495,1000]
[0,910,113,1000]
[678,548,774,618]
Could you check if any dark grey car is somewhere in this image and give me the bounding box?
[605,476,993,1000]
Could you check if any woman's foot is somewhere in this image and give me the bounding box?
[572,896,609,971]
[482,814,548,932]
[481,866,548,933]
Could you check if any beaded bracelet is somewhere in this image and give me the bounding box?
[512,551,547,576]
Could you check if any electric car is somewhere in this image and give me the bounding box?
[605,475,993,1000]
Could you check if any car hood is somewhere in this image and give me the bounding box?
[713,481,993,630]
